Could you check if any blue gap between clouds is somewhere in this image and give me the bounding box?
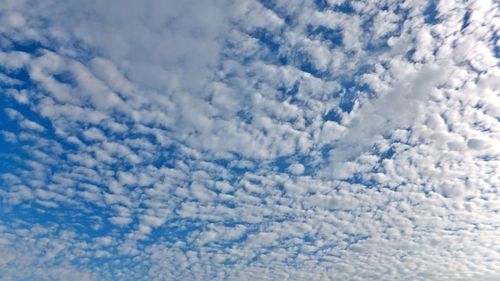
[314,0,329,11]
[248,28,283,65]
[314,0,355,14]
[461,10,472,31]
[258,0,296,26]
[324,108,342,123]
[492,30,499,58]
[337,78,372,113]
[423,0,441,25]
[307,25,344,49]
[333,1,356,14]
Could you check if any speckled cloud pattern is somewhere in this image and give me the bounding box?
[0,0,499,280]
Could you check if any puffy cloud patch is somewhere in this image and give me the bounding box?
[0,0,499,280]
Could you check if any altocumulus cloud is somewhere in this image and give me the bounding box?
[0,0,499,280]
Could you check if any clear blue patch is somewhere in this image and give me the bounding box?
[270,156,293,173]
[52,71,77,87]
[461,10,472,31]
[345,172,377,188]
[379,147,396,161]
[5,40,48,54]
[492,30,499,58]
[237,109,253,124]
[0,67,31,89]
[249,28,281,55]
[258,0,276,11]
[324,108,342,123]
[307,24,343,48]
[258,0,295,26]
[277,82,300,103]
[423,0,440,24]
[405,48,417,62]
[147,218,204,247]
[296,58,326,78]
[247,27,289,66]
[336,79,371,113]
[333,2,355,14]
[314,0,329,11]
[150,145,178,169]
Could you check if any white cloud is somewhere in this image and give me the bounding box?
[0,0,499,280]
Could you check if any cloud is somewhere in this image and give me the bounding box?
[0,0,499,280]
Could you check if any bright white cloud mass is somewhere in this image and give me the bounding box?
[0,0,499,280]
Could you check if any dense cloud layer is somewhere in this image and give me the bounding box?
[0,0,499,280]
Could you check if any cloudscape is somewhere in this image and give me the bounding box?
[0,0,499,280]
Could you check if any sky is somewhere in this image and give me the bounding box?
[0,0,499,280]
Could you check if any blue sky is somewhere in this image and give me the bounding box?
[0,0,499,280]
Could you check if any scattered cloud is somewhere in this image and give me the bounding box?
[0,0,499,280]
